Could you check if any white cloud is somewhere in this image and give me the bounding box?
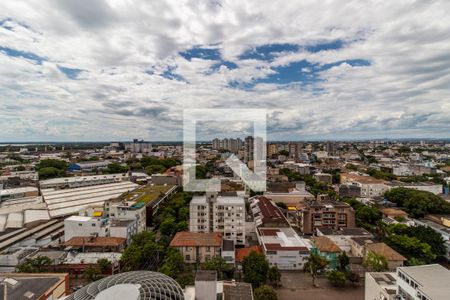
[0,0,449,141]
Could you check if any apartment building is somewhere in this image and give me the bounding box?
[104,200,147,233]
[189,193,245,245]
[341,172,390,197]
[301,201,356,234]
[397,264,450,300]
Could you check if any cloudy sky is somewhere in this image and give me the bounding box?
[0,0,449,142]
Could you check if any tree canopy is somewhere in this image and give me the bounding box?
[254,285,278,300]
[242,251,270,287]
[363,251,388,272]
[384,188,450,218]
[304,252,328,287]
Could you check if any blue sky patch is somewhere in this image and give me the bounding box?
[210,60,238,72]
[228,58,371,89]
[179,47,221,61]
[0,46,45,64]
[161,66,186,82]
[239,43,299,61]
[305,40,344,52]
[58,65,83,79]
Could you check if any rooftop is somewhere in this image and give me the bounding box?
[235,246,262,263]
[0,273,67,300]
[118,184,174,205]
[195,270,217,282]
[223,281,253,300]
[259,227,310,251]
[366,243,406,261]
[170,231,222,247]
[250,196,288,226]
[312,236,342,253]
[64,236,126,248]
[398,264,450,300]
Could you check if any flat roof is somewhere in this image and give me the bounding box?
[0,273,67,300]
[398,264,450,300]
[259,227,310,251]
[195,270,217,281]
[39,173,128,185]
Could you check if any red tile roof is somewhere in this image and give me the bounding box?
[253,196,288,225]
[170,231,222,247]
[312,236,341,253]
[64,236,126,247]
[235,246,262,262]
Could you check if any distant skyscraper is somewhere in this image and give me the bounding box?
[325,141,336,155]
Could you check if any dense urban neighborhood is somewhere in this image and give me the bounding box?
[0,139,449,299]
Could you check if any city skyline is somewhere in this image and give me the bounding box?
[1,1,449,142]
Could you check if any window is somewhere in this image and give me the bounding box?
[92,223,96,227]
[78,223,82,226]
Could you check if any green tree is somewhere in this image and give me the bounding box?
[355,205,382,227]
[17,256,52,273]
[363,251,388,272]
[35,159,67,171]
[385,234,435,264]
[82,267,101,282]
[267,266,281,287]
[158,248,184,278]
[254,285,278,300]
[326,270,346,287]
[160,217,177,237]
[201,256,233,280]
[38,167,63,179]
[105,162,129,174]
[120,231,164,271]
[145,164,166,175]
[97,258,111,274]
[243,251,270,287]
[337,252,350,272]
[304,253,328,287]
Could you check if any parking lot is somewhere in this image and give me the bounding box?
[277,271,364,300]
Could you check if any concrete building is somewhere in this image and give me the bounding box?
[68,161,110,172]
[39,173,130,190]
[341,173,390,197]
[314,173,333,184]
[397,264,450,300]
[170,232,222,264]
[0,186,39,202]
[0,272,70,300]
[365,272,397,300]
[41,181,139,218]
[124,139,152,155]
[257,227,311,270]
[300,201,356,234]
[189,193,245,245]
[105,200,147,233]
[64,216,109,242]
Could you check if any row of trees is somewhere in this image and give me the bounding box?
[384,187,450,218]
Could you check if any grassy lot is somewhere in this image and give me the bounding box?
[119,184,174,205]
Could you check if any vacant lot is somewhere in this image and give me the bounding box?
[277,271,364,300]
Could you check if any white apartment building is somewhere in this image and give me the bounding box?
[257,226,311,270]
[64,216,109,241]
[365,265,450,300]
[105,200,147,233]
[397,264,450,300]
[189,193,245,245]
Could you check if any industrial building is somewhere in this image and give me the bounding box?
[41,181,139,217]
